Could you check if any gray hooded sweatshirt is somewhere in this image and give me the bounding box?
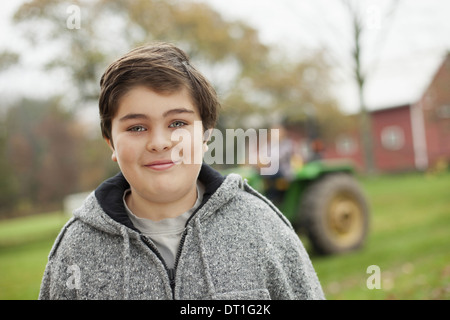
[39,164,325,300]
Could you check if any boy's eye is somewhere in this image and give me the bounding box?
[127,125,146,132]
[169,121,187,128]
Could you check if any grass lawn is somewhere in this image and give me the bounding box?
[0,212,70,300]
[309,171,450,299]
[0,171,449,299]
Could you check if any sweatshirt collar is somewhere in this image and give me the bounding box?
[94,163,226,231]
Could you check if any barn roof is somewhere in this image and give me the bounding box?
[364,51,449,111]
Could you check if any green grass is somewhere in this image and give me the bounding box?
[0,171,449,299]
[0,212,70,300]
[0,212,69,248]
[309,171,450,300]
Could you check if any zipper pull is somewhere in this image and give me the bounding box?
[168,268,176,289]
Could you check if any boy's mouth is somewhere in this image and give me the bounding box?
[144,159,178,171]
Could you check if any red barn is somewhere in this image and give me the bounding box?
[320,52,450,173]
[372,105,416,172]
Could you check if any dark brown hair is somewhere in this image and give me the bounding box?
[99,42,220,142]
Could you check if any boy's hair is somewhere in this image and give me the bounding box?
[99,42,220,143]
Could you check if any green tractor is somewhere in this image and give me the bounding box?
[227,160,370,255]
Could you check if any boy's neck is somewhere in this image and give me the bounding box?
[125,185,198,221]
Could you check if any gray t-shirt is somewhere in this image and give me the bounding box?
[123,182,204,269]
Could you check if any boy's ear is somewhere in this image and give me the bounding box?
[202,128,212,152]
[203,128,212,142]
[105,139,117,162]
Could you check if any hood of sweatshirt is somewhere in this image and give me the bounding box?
[68,163,260,299]
[42,163,325,299]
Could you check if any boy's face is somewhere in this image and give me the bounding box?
[107,86,206,213]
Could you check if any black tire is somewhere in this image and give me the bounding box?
[299,173,369,255]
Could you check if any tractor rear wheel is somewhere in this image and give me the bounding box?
[299,173,369,255]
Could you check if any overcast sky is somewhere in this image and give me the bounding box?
[201,0,450,111]
[1,0,450,113]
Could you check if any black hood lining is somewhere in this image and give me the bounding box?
[94,163,226,231]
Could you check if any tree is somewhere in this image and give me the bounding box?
[13,0,269,104]
[0,50,19,72]
[13,0,345,130]
[341,0,375,173]
[250,50,351,140]
[2,98,83,216]
[341,0,400,173]
[0,115,19,216]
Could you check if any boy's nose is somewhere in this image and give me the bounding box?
[146,129,172,152]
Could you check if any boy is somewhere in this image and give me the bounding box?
[39,43,325,300]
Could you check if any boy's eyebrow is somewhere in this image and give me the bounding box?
[119,108,195,122]
[162,108,195,117]
[118,113,149,122]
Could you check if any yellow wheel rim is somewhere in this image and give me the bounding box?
[326,192,364,248]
